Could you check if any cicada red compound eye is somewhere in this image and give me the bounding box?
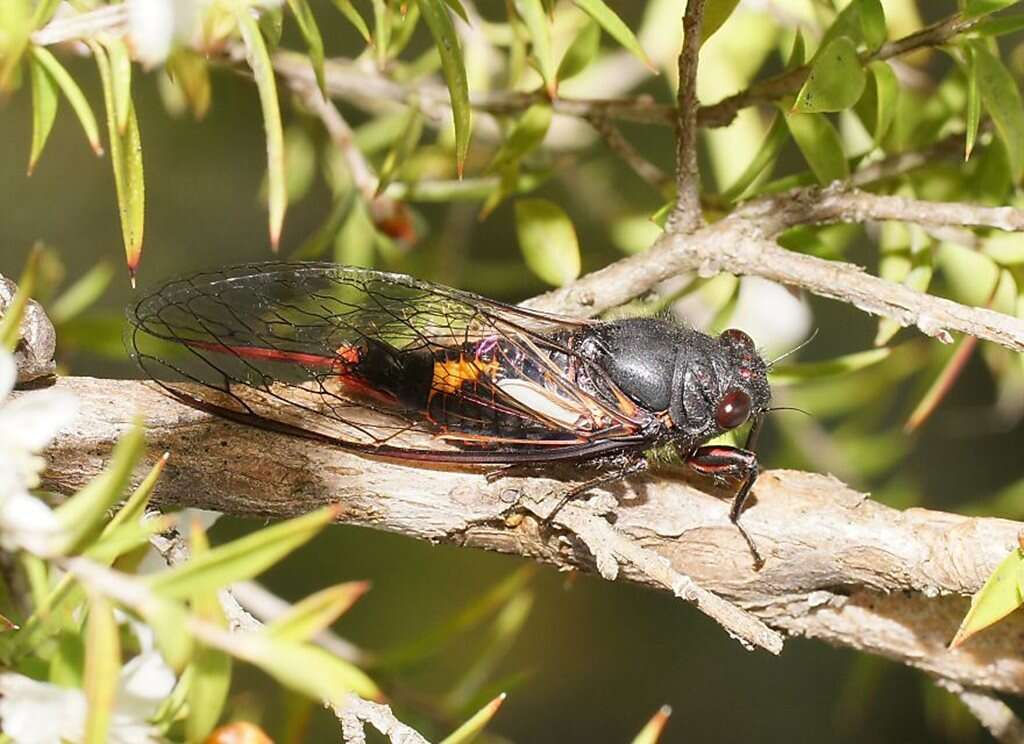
[720,328,755,352]
[715,388,752,429]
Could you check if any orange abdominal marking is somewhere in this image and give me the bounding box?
[431,356,501,396]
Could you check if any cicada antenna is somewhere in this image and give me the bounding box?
[767,328,819,368]
[765,405,813,418]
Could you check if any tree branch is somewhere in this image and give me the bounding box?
[670,0,707,232]
[698,12,978,129]
[756,185,1024,235]
[936,680,1024,744]
[35,376,1024,698]
[525,212,1024,352]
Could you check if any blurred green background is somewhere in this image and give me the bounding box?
[5,0,1024,740]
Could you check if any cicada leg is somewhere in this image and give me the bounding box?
[545,453,649,522]
[683,417,765,569]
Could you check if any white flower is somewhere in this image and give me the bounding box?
[0,351,77,556]
[0,650,176,744]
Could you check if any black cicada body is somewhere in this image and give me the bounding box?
[130,262,772,566]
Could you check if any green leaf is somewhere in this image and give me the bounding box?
[976,13,1024,37]
[721,113,787,202]
[165,51,211,120]
[31,47,102,155]
[101,451,168,540]
[331,0,372,43]
[963,44,981,161]
[793,36,865,113]
[147,506,340,600]
[857,0,886,53]
[27,55,58,175]
[236,7,287,248]
[964,0,1019,19]
[376,105,424,196]
[572,0,652,70]
[83,593,120,744]
[213,630,380,703]
[701,0,740,44]
[970,39,1024,182]
[440,693,507,744]
[104,37,132,135]
[417,0,471,177]
[515,198,581,286]
[951,543,1024,647]
[186,522,232,743]
[443,0,469,23]
[771,348,892,384]
[30,0,62,28]
[556,19,600,83]
[287,0,326,93]
[89,40,145,277]
[48,261,115,325]
[515,0,555,93]
[630,705,673,744]
[55,421,146,554]
[0,246,39,352]
[266,582,370,642]
[487,103,551,172]
[0,0,31,90]
[856,60,898,147]
[783,107,849,184]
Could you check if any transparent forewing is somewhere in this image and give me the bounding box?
[129,262,645,458]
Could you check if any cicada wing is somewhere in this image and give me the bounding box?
[129,262,642,458]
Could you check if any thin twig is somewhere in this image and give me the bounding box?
[670,0,707,232]
[754,185,1024,235]
[586,114,670,191]
[936,680,1024,744]
[698,11,978,128]
[525,215,1024,352]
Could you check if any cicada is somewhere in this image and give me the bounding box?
[130,262,773,566]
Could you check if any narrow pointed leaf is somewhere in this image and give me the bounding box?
[186,522,232,743]
[331,0,371,42]
[951,544,1024,647]
[104,37,132,134]
[266,581,371,642]
[440,693,507,744]
[573,0,652,69]
[964,0,1019,18]
[515,198,581,286]
[631,705,672,744]
[793,36,865,113]
[89,40,145,278]
[857,60,898,147]
[376,106,424,196]
[49,261,115,325]
[55,421,146,553]
[971,39,1024,182]
[27,55,58,175]
[30,0,62,28]
[556,19,600,83]
[0,246,39,352]
[963,44,980,161]
[31,46,102,155]
[206,628,380,702]
[783,107,848,184]
[83,593,120,744]
[487,103,551,172]
[236,7,287,248]
[417,0,471,176]
[287,0,326,93]
[770,348,891,383]
[857,0,886,53]
[721,113,787,202]
[702,0,740,44]
[515,0,555,93]
[166,51,212,120]
[147,506,340,600]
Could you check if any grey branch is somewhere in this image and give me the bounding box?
[35,376,1024,698]
[936,680,1024,744]
[670,0,707,232]
[761,185,1024,234]
[525,212,1024,352]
